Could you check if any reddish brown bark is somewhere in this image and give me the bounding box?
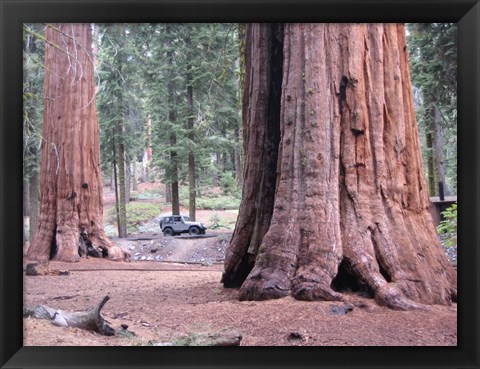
[27,24,129,262]
[223,23,456,309]
[222,24,283,287]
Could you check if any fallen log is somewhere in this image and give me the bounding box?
[25,262,69,276]
[148,330,242,346]
[24,295,115,336]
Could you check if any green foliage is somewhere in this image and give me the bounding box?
[208,212,236,230]
[196,196,240,210]
[180,185,240,210]
[106,202,160,234]
[96,24,147,172]
[144,23,241,189]
[437,203,457,247]
[220,172,237,195]
[209,212,222,229]
[407,23,457,194]
[134,189,161,200]
[23,24,45,182]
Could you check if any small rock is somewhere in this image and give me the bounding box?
[148,341,173,346]
[287,332,304,341]
[118,327,136,338]
[329,303,354,316]
[354,302,369,309]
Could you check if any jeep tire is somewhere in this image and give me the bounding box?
[189,226,200,236]
[163,227,174,237]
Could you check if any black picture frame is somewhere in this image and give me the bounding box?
[1,0,478,368]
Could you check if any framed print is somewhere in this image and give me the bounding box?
[1,0,479,368]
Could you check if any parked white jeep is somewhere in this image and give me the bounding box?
[159,214,206,236]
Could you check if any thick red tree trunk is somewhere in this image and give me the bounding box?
[223,23,456,310]
[27,24,130,262]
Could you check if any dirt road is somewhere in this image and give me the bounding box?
[113,231,230,264]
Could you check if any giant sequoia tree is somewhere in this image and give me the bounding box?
[27,24,129,262]
[223,23,457,310]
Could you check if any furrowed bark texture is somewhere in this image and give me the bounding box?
[223,23,456,309]
[222,24,283,287]
[27,24,129,262]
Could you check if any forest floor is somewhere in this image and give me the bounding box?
[23,182,457,347]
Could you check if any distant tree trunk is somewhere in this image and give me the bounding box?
[125,155,131,204]
[29,168,39,244]
[188,154,196,220]
[170,139,180,215]
[221,127,229,172]
[146,114,153,160]
[229,150,236,173]
[424,103,436,196]
[113,25,128,238]
[116,126,127,238]
[132,159,138,191]
[110,163,115,191]
[165,182,172,203]
[223,23,456,310]
[141,115,152,184]
[27,23,129,262]
[166,24,180,216]
[186,32,196,221]
[433,105,446,194]
[23,178,30,217]
[23,35,37,246]
[236,24,246,188]
[23,178,29,245]
[234,125,243,187]
[215,152,223,185]
[141,149,149,183]
[112,135,121,236]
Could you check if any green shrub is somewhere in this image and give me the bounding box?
[179,183,240,210]
[209,212,221,229]
[179,186,189,204]
[148,171,157,183]
[220,172,237,195]
[134,189,162,200]
[196,196,240,210]
[437,203,457,247]
[106,202,160,234]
